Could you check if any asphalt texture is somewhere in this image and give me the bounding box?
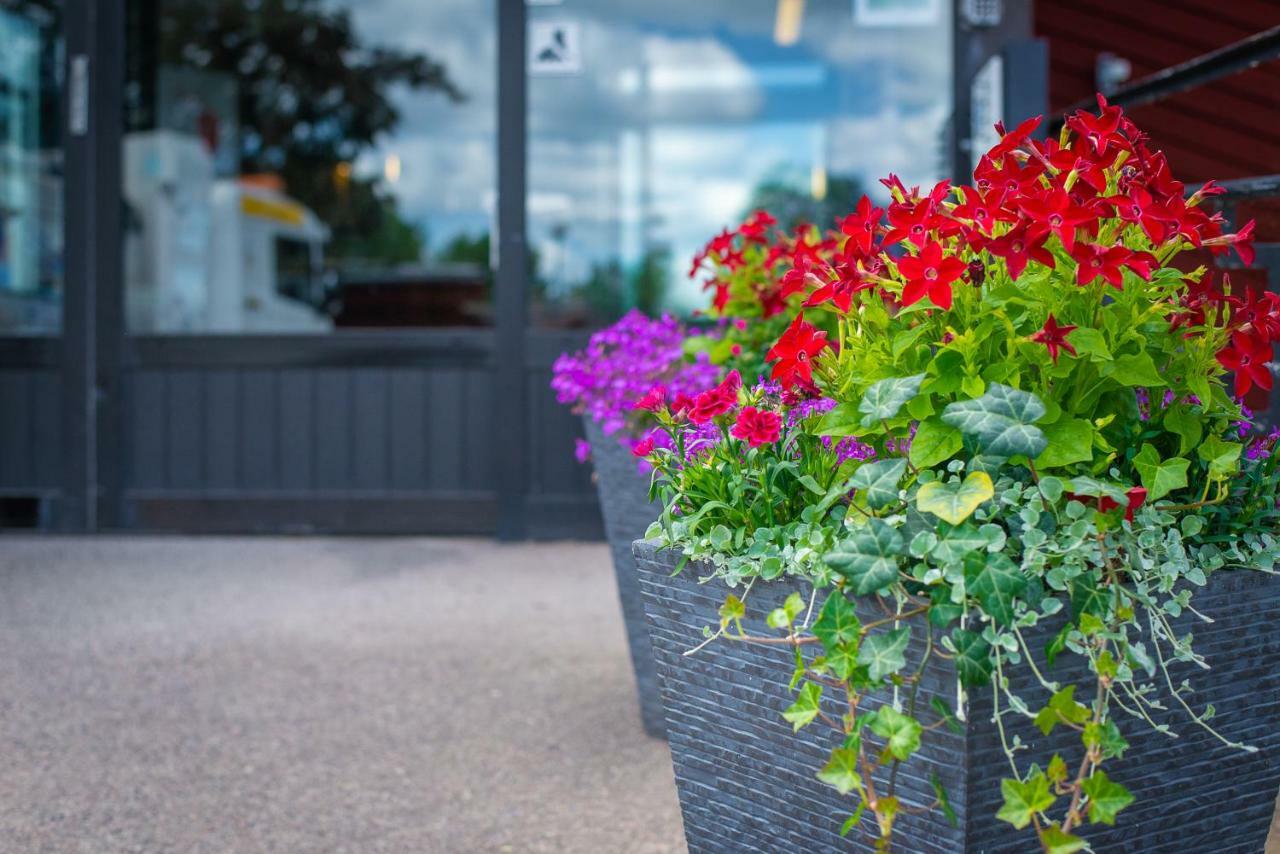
[0,537,686,854]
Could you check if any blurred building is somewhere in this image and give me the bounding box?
[0,0,1276,535]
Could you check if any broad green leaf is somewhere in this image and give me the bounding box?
[1133,444,1189,501]
[1040,823,1087,854]
[931,523,991,563]
[1163,404,1202,456]
[1067,327,1112,361]
[917,472,995,525]
[909,418,964,469]
[1197,434,1242,480]
[931,772,958,827]
[858,627,910,681]
[941,383,1048,458]
[965,551,1026,625]
[1065,476,1129,504]
[783,682,822,731]
[817,747,862,795]
[997,774,1055,829]
[858,374,926,427]
[1034,685,1091,735]
[1081,770,1134,825]
[813,591,861,651]
[825,519,905,594]
[870,705,922,760]
[1109,351,1166,387]
[816,403,865,438]
[952,628,993,686]
[1035,418,1095,469]
[848,458,908,509]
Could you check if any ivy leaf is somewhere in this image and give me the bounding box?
[997,774,1055,829]
[813,591,861,651]
[1039,823,1088,854]
[931,772,958,827]
[782,682,822,732]
[964,551,1025,625]
[952,628,993,686]
[916,471,995,525]
[941,383,1048,458]
[817,747,862,795]
[858,627,910,681]
[1035,418,1095,469]
[1109,351,1166,387]
[825,519,905,595]
[931,523,991,564]
[1197,434,1242,481]
[1163,404,1203,456]
[909,418,964,469]
[858,374,926,426]
[1034,685,1091,735]
[718,594,745,629]
[869,705,922,760]
[1133,444,1189,501]
[1081,770,1134,825]
[849,458,908,509]
[1046,754,1069,785]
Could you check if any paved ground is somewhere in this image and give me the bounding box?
[0,537,686,854]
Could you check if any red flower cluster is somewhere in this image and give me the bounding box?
[766,316,829,391]
[731,406,782,447]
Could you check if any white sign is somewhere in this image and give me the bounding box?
[853,0,941,27]
[529,21,582,75]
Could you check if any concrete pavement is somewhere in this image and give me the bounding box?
[0,537,686,853]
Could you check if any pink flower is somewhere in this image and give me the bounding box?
[731,406,782,447]
[631,437,655,457]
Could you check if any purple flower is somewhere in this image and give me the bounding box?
[574,438,592,464]
[551,309,721,440]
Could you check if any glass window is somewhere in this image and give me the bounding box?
[528,0,952,328]
[0,0,63,335]
[123,0,495,333]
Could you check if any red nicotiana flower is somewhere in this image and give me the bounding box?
[730,406,783,447]
[738,210,776,244]
[898,240,966,310]
[1065,485,1147,522]
[839,195,883,256]
[687,370,743,424]
[767,317,829,389]
[632,385,667,412]
[1030,314,1078,364]
[986,114,1043,162]
[1019,187,1096,252]
[1071,242,1133,289]
[1066,94,1126,157]
[950,187,1014,236]
[1217,331,1274,398]
[985,224,1054,280]
[1105,186,1174,244]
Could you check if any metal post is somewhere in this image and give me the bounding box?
[495,0,529,540]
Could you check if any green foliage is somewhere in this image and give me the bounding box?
[1080,770,1134,825]
[825,520,905,595]
[942,384,1049,459]
[916,471,995,525]
[848,459,908,509]
[783,682,823,732]
[997,774,1055,829]
[869,706,922,761]
[858,375,925,426]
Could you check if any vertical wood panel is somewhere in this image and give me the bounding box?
[352,371,390,489]
[427,368,464,490]
[203,370,239,489]
[388,369,427,491]
[165,371,203,488]
[238,371,277,489]
[314,369,352,489]
[464,367,496,490]
[130,371,167,489]
[0,373,33,487]
[277,371,314,490]
[33,371,61,488]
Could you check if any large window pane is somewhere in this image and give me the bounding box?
[529,0,952,328]
[124,0,494,333]
[0,0,62,335]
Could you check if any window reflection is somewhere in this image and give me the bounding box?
[0,0,62,335]
[529,0,952,328]
[124,0,494,333]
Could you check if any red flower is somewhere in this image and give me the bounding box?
[986,224,1054,280]
[951,188,1015,235]
[1019,187,1096,252]
[1071,242,1132,289]
[687,371,742,424]
[1066,94,1125,157]
[1031,314,1078,364]
[738,210,776,244]
[767,317,829,389]
[839,195,883,256]
[1217,331,1274,399]
[985,114,1043,162]
[1066,485,1146,521]
[898,240,966,310]
[1104,186,1174,244]
[632,385,667,412]
[631,436,655,457]
[1123,487,1147,523]
[730,406,782,447]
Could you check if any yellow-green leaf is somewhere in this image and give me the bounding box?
[916,471,994,525]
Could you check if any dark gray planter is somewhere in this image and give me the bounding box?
[634,540,1280,852]
[582,418,665,737]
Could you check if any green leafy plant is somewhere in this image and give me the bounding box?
[639,97,1278,851]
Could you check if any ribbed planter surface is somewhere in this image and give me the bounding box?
[634,540,1280,852]
[582,418,665,737]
